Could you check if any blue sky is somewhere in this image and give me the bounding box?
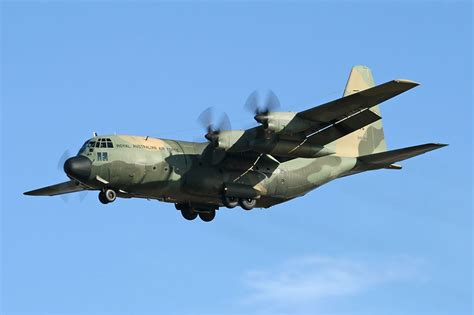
[1,1,472,315]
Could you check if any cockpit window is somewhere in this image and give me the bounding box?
[78,141,88,153]
[93,138,114,149]
[78,138,114,155]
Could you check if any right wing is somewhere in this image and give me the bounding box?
[24,180,87,196]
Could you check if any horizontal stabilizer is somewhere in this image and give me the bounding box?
[24,180,86,196]
[353,143,447,172]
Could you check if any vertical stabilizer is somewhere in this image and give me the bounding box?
[334,65,387,157]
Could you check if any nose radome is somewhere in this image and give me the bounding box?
[64,156,92,182]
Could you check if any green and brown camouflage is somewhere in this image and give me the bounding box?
[335,65,387,156]
[24,66,446,221]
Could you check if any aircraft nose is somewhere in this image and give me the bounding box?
[64,156,92,182]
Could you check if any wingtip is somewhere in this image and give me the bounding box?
[395,79,420,86]
[425,143,448,150]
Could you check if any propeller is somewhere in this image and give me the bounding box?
[57,150,72,202]
[244,90,281,127]
[57,149,88,202]
[197,107,232,146]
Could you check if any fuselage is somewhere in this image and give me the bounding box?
[72,134,357,208]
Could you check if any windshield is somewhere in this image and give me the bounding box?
[78,140,89,154]
[77,140,96,154]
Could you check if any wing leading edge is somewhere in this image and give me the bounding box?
[24,180,86,196]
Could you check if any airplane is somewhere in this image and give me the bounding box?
[24,66,446,222]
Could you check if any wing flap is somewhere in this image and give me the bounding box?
[305,108,381,146]
[24,180,86,196]
[297,79,419,128]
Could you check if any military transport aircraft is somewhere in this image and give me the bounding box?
[25,66,446,222]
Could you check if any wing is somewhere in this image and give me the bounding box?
[292,79,419,145]
[204,78,420,162]
[298,79,418,132]
[302,108,382,146]
[24,180,87,196]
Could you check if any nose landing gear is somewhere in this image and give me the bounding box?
[98,189,117,204]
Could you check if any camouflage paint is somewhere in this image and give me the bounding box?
[75,133,358,209]
[333,65,387,156]
[25,66,445,213]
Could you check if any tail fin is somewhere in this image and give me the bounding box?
[335,65,388,156]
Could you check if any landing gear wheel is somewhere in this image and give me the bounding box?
[239,198,256,210]
[104,189,117,203]
[198,210,216,222]
[98,191,109,204]
[181,208,198,221]
[222,195,239,208]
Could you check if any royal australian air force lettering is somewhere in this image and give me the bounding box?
[75,135,195,199]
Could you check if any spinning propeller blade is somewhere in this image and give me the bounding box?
[197,107,232,146]
[244,90,281,126]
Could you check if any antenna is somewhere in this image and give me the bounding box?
[93,131,98,137]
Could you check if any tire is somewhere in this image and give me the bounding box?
[98,191,109,204]
[222,195,238,208]
[239,198,256,210]
[198,210,216,222]
[181,208,198,221]
[105,189,117,203]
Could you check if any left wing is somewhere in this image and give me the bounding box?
[24,180,87,196]
[297,79,418,133]
[202,76,421,162]
[302,108,381,146]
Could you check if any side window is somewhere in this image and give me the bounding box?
[107,141,113,148]
[88,141,96,152]
[97,152,108,161]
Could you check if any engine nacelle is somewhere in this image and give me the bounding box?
[258,112,313,134]
[214,130,247,151]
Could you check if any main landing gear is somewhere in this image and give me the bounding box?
[175,204,216,222]
[222,196,257,210]
[98,189,117,204]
